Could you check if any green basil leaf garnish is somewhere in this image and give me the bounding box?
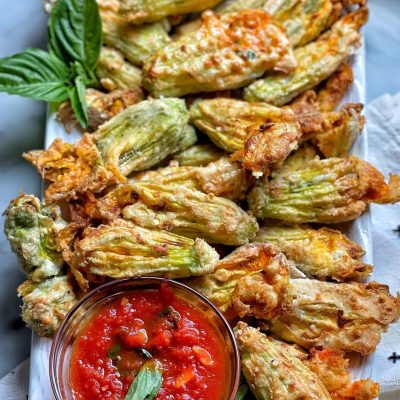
[124,364,163,400]
[235,382,250,400]
[69,73,88,128]
[0,0,103,128]
[107,342,121,360]
[0,49,70,102]
[48,0,102,72]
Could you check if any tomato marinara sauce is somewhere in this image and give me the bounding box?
[70,284,230,400]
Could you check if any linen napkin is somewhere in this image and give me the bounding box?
[367,92,400,399]
[1,93,400,399]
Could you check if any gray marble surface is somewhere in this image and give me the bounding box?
[0,0,399,379]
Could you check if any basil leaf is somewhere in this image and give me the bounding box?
[124,364,163,400]
[69,74,88,128]
[107,342,121,360]
[235,382,250,400]
[0,49,70,102]
[49,0,102,72]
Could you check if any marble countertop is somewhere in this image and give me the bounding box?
[0,0,399,379]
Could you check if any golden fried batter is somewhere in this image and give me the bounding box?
[270,279,400,355]
[255,224,372,281]
[317,63,354,112]
[234,322,332,399]
[305,348,379,399]
[57,88,144,132]
[248,156,400,223]
[312,103,365,157]
[143,10,296,97]
[24,134,120,203]
[188,243,289,319]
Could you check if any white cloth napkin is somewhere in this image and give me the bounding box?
[367,93,400,399]
[1,93,400,398]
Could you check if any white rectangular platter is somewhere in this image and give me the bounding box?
[29,41,373,400]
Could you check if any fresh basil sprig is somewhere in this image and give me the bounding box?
[235,382,250,400]
[124,364,163,400]
[0,0,102,128]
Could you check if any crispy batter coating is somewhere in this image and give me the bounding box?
[195,156,253,201]
[248,156,400,223]
[286,90,324,138]
[118,0,223,25]
[17,276,77,337]
[317,63,354,112]
[4,194,66,282]
[100,6,170,66]
[24,134,120,203]
[135,156,253,201]
[255,223,372,281]
[57,88,144,132]
[312,103,365,157]
[244,7,367,105]
[190,98,302,175]
[94,98,197,180]
[95,47,142,91]
[133,165,200,189]
[190,98,297,153]
[171,144,224,167]
[72,220,219,280]
[189,243,289,319]
[143,10,296,97]
[270,279,400,355]
[232,121,301,176]
[282,0,340,47]
[305,348,379,399]
[234,322,332,399]
[122,182,258,245]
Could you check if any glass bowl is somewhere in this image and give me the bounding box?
[50,277,241,400]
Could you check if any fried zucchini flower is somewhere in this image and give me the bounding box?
[122,182,258,245]
[190,98,302,175]
[255,224,372,281]
[24,134,120,203]
[17,276,77,337]
[270,279,400,355]
[244,7,367,105]
[94,98,197,180]
[134,156,253,201]
[304,348,379,399]
[4,194,66,282]
[171,144,224,167]
[71,156,253,224]
[143,10,296,97]
[95,47,142,91]
[312,103,365,158]
[118,0,223,24]
[234,322,332,400]
[57,88,144,132]
[100,6,170,66]
[317,63,354,112]
[72,220,219,280]
[188,243,289,319]
[281,0,342,47]
[132,165,200,190]
[195,156,253,201]
[248,156,400,223]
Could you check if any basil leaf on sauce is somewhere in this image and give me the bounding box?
[124,364,163,400]
[107,342,121,360]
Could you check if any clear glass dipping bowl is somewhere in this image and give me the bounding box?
[50,277,241,399]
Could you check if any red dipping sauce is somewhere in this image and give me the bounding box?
[69,284,230,400]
